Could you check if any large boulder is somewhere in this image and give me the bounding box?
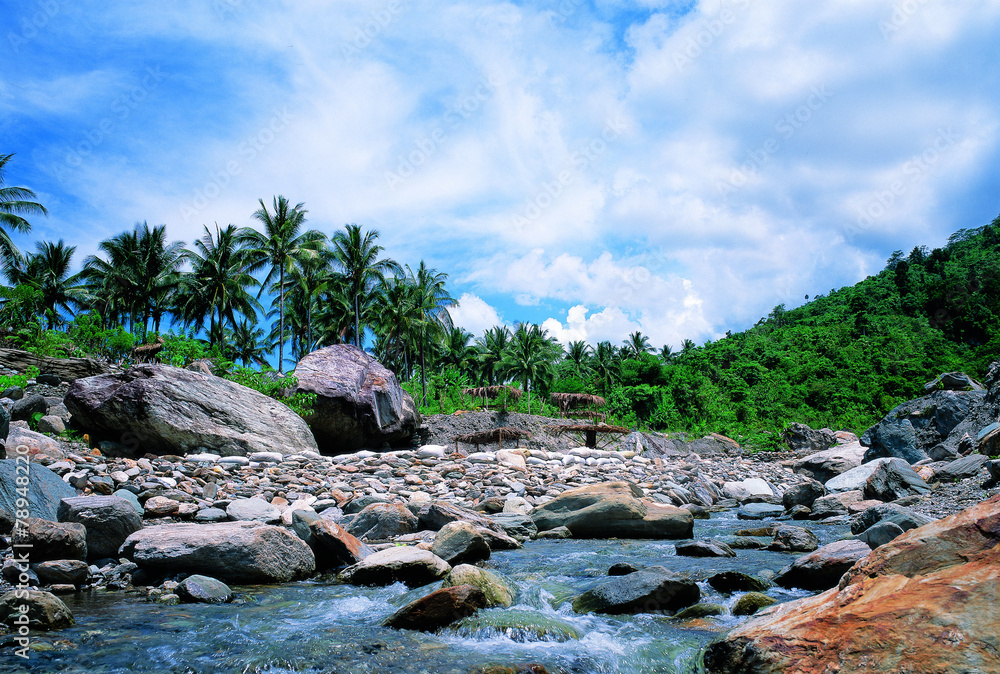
[57,495,143,561]
[16,518,87,562]
[823,457,893,493]
[442,564,518,608]
[4,427,68,461]
[0,348,110,381]
[530,482,693,539]
[64,364,318,457]
[862,458,930,501]
[10,394,47,422]
[431,521,491,565]
[336,546,450,588]
[291,512,373,570]
[774,539,870,591]
[571,566,700,615]
[704,495,1000,673]
[791,442,866,483]
[861,389,984,464]
[850,502,934,537]
[383,584,488,631]
[0,460,76,522]
[348,502,418,540]
[292,345,420,453]
[119,521,315,583]
[924,371,984,392]
[782,423,837,455]
[0,589,74,631]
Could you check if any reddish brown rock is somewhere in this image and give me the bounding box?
[310,519,373,568]
[382,584,488,631]
[705,495,1000,673]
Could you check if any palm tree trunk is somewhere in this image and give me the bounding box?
[354,292,361,348]
[279,266,285,373]
[419,337,427,406]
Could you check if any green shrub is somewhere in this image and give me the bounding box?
[223,367,316,418]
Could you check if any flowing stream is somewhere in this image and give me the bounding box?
[2,514,850,673]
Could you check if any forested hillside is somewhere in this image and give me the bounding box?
[601,217,1000,447]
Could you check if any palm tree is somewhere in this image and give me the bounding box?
[592,340,621,395]
[441,326,478,379]
[227,318,268,367]
[406,261,456,405]
[19,240,84,329]
[680,338,697,357]
[622,330,654,359]
[476,325,510,386]
[329,224,400,349]
[241,196,324,371]
[501,323,558,411]
[0,153,47,264]
[177,224,260,349]
[659,344,674,362]
[565,340,593,376]
[371,275,420,377]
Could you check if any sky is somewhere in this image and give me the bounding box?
[3,0,1000,353]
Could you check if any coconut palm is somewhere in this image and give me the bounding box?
[372,275,421,377]
[565,340,593,376]
[241,196,324,371]
[441,326,478,379]
[659,344,674,362]
[227,318,268,367]
[592,340,621,395]
[177,224,260,349]
[329,224,400,348]
[406,261,456,405]
[0,153,47,264]
[476,325,510,386]
[622,330,654,359]
[501,323,558,412]
[18,240,84,329]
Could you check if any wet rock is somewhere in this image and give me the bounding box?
[431,521,490,565]
[0,459,76,522]
[31,559,89,586]
[384,584,488,631]
[732,592,776,616]
[176,574,232,603]
[707,571,769,594]
[17,518,87,561]
[736,503,783,520]
[767,525,818,553]
[792,442,866,483]
[121,521,315,583]
[535,526,572,539]
[781,479,825,509]
[337,546,450,587]
[489,513,537,540]
[608,562,641,576]
[454,609,581,643]
[64,364,318,456]
[673,603,726,620]
[862,458,930,501]
[348,502,418,540]
[442,564,517,607]
[293,345,419,453]
[530,482,693,539]
[571,566,700,615]
[0,589,74,631]
[674,539,735,558]
[226,497,281,524]
[774,539,871,591]
[854,520,905,549]
[57,495,143,561]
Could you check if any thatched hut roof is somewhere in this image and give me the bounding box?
[462,386,523,400]
[565,410,607,421]
[544,423,629,435]
[550,392,606,410]
[131,335,165,362]
[454,427,531,446]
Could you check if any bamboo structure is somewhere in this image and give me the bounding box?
[453,426,530,452]
[131,335,165,363]
[461,385,523,411]
[550,393,606,417]
[544,423,629,449]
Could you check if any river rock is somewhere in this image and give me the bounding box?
[226,497,281,524]
[64,364,318,457]
[767,525,818,552]
[791,442,866,483]
[17,518,87,562]
[144,496,180,517]
[862,458,930,501]
[736,503,784,520]
[822,457,892,493]
[861,389,983,464]
[0,589,74,630]
[774,539,870,591]
[306,517,373,569]
[5,426,67,461]
[489,513,537,540]
[854,520,905,549]
[849,502,934,536]
[442,564,517,607]
[120,521,315,583]
[383,584,488,631]
[707,571,769,594]
[11,394,48,422]
[674,539,735,557]
[57,495,142,561]
[31,559,89,586]
[781,423,837,455]
[177,574,232,603]
[705,495,1000,673]
[572,566,700,615]
[0,460,76,521]
[454,608,581,642]
[431,521,490,565]
[418,502,504,533]
[337,545,450,587]
[732,592,777,616]
[292,345,419,453]
[530,482,693,539]
[932,453,988,482]
[781,479,825,509]
[348,502,418,540]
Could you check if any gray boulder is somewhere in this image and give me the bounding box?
[824,458,893,493]
[431,521,491,565]
[337,546,450,587]
[862,458,931,501]
[924,372,984,392]
[348,502,418,540]
[861,390,984,464]
[64,364,318,457]
[120,521,315,583]
[792,442,866,483]
[292,345,420,453]
[489,513,537,540]
[571,566,700,615]
[674,539,735,557]
[0,589,74,630]
[10,394,48,422]
[382,584,488,631]
[31,559,89,586]
[767,525,819,552]
[782,479,826,509]
[177,575,232,603]
[442,564,518,607]
[737,503,784,520]
[57,495,143,561]
[932,453,988,482]
[0,403,8,444]
[854,521,905,549]
[18,518,87,561]
[775,539,871,591]
[849,503,933,536]
[782,423,836,455]
[0,460,76,521]
[226,498,281,524]
[0,348,110,381]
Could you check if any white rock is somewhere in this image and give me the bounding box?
[218,456,249,466]
[496,450,526,471]
[249,452,284,463]
[110,471,130,484]
[416,445,447,458]
[467,452,496,464]
[503,496,531,515]
[186,453,221,463]
[742,477,774,496]
[824,458,894,493]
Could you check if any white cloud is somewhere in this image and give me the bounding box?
[447,293,505,339]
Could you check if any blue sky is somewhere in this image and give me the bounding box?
[3,0,1000,352]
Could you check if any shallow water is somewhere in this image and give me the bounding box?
[1,514,849,673]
